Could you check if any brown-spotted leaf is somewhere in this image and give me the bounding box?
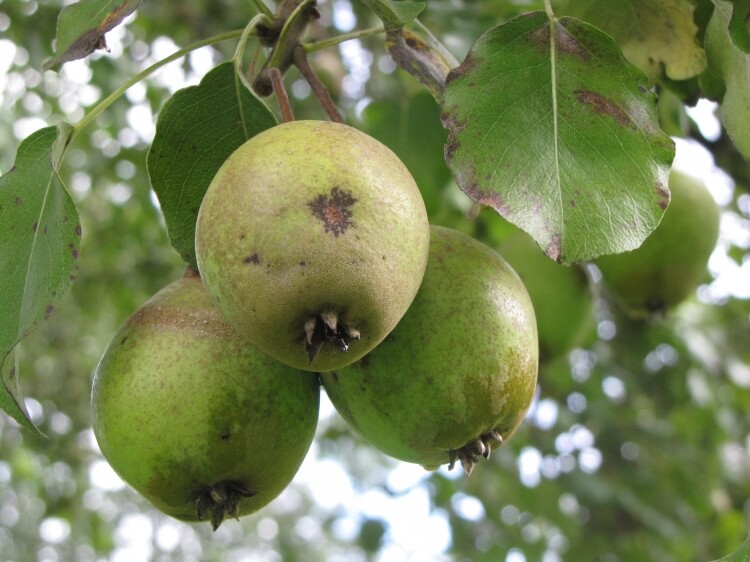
[442,12,675,264]
[385,23,456,102]
[44,0,141,70]
[0,123,79,433]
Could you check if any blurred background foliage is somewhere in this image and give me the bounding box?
[1,0,749,561]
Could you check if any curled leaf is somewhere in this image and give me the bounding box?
[44,0,142,70]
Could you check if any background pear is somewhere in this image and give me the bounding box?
[195,120,430,372]
[499,229,596,361]
[321,225,538,474]
[595,169,720,315]
[91,272,320,529]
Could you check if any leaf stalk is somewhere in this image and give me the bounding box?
[71,29,247,141]
[303,25,386,53]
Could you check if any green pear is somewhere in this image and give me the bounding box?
[195,120,430,372]
[91,272,320,529]
[321,226,538,474]
[595,170,720,315]
[499,229,595,361]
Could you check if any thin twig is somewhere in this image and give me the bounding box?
[303,25,385,53]
[269,67,295,122]
[293,46,343,123]
[267,0,315,70]
[251,0,274,17]
[73,29,245,140]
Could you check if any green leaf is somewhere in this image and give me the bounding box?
[442,12,675,264]
[358,0,426,30]
[559,0,707,81]
[147,62,277,268]
[706,0,750,159]
[360,91,451,215]
[44,0,142,70]
[711,534,750,561]
[729,0,750,53]
[0,123,79,433]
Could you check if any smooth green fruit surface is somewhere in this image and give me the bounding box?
[595,170,720,315]
[195,120,430,372]
[91,273,320,528]
[500,230,595,361]
[321,225,538,474]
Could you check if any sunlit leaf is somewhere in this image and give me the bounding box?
[559,0,706,82]
[442,12,675,264]
[358,0,426,30]
[44,0,141,70]
[147,62,277,268]
[707,0,750,159]
[0,123,79,433]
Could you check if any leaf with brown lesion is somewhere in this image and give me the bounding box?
[44,0,142,70]
[441,12,675,265]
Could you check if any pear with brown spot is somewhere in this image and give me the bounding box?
[321,226,538,474]
[196,121,430,372]
[91,272,320,529]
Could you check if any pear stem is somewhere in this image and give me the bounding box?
[270,67,296,122]
[293,46,344,123]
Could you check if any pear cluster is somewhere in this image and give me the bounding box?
[91,121,540,529]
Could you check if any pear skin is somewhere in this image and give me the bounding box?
[91,272,320,529]
[595,170,720,315]
[196,121,430,372]
[322,226,539,474]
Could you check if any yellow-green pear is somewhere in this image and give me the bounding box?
[322,226,538,474]
[91,272,320,529]
[500,230,595,360]
[595,170,720,315]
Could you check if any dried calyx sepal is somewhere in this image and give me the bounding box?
[448,430,504,475]
[304,310,361,362]
[195,480,256,531]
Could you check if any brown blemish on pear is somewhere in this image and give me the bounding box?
[195,121,430,372]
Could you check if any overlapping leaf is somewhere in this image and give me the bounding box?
[0,124,80,432]
[729,0,750,53]
[44,0,141,69]
[147,62,277,268]
[711,533,750,561]
[706,0,750,159]
[559,0,706,82]
[442,12,675,264]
